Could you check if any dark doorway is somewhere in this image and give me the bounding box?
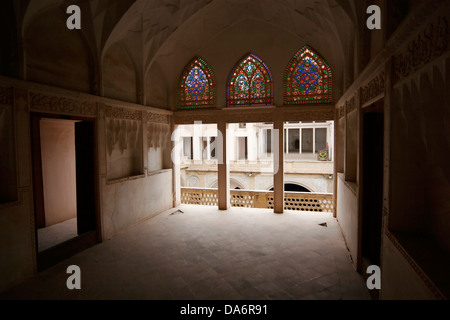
[361,104,384,299]
[75,121,97,235]
[31,113,100,271]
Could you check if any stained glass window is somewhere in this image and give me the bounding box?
[179,57,215,109]
[284,46,332,105]
[227,53,274,107]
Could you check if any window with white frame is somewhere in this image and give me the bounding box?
[183,137,193,160]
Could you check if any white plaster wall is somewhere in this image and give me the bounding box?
[103,42,137,104]
[148,148,163,172]
[205,173,218,189]
[101,170,173,239]
[247,124,258,161]
[40,119,77,226]
[336,174,358,267]
[254,174,274,191]
[229,173,251,190]
[285,174,332,193]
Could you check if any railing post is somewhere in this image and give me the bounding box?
[217,121,230,210]
[255,192,266,209]
[273,117,284,214]
[173,124,181,207]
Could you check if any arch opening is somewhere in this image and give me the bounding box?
[270,183,312,192]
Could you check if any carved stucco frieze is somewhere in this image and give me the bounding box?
[147,122,171,149]
[0,86,13,106]
[105,105,142,121]
[98,103,106,120]
[106,118,142,157]
[14,88,29,113]
[393,16,450,84]
[30,92,97,116]
[337,106,345,119]
[346,95,357,114]
[146,111,171,124]
[361,72,385,106]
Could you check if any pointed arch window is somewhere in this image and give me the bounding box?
[284,46,332,105]
[227,53,274,107]
[179,57,215,109]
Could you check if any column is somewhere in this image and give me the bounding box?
[273,116,284,214]
[172,124,181,207]
[217,121,230,210]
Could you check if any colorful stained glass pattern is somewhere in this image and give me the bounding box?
[179,58,215,109]
[227,53,274,107]
[284,46,332,105]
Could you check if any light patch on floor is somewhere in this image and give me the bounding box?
[38,218,78,252]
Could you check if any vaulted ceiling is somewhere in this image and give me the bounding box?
[4,0,369,110]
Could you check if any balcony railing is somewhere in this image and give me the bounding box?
[180,188,218,206]
[181,188,334,213]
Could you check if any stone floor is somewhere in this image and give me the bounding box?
[1,205,371,300]
[38,217,78,252]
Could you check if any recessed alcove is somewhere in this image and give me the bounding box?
[388,64,450,298]
[106,118,144,181]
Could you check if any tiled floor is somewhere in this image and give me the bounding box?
[1,205,371,300]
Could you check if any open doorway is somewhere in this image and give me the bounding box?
[226,122,275,208]
[283,121,335,193]
[281,121,334,213]
[178,123,219,206]
[31,114,100,271]
[227,122,274,191]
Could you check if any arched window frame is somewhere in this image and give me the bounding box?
[227,53,274,107]
[284,46,333,105]
[178,57,216,110]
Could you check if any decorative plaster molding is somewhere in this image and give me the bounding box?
[0,86,13,105]
[393,16,449,84]
[98,103,106,120]
[346,94,357,114]
[30,92,97,116]
[383,206,389,217]
[361,72,385,106]
[106,118,142,156]
[386,0,447,55]
[14,88,29,113]
[385,230,446,300]
[147,121,170,149]
[105,105,142,121]
[146,111,170,124]
[337,106,345,119]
